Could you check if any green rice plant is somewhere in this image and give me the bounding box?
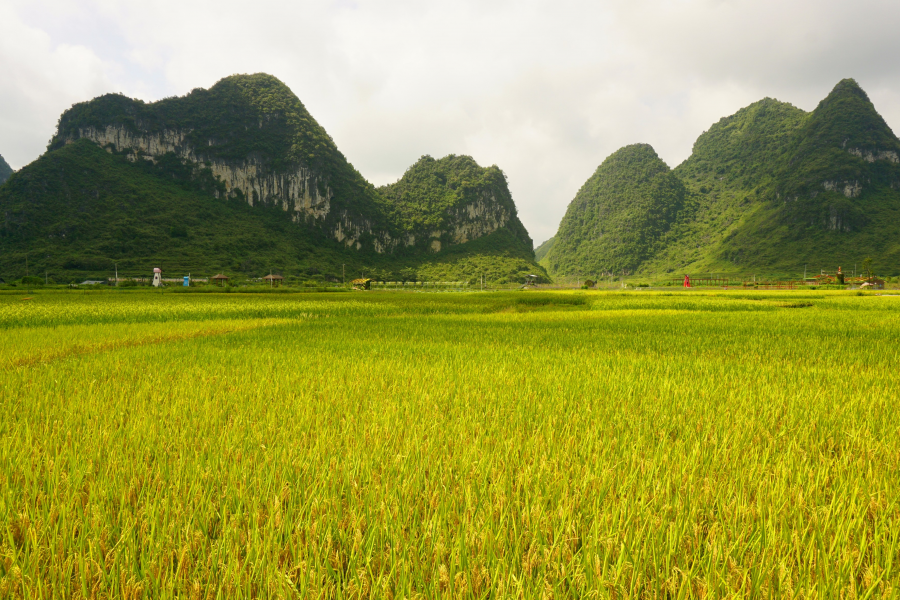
[0,290,898,598]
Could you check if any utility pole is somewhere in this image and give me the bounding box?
[342,264,345,285]
[115,263,118,287]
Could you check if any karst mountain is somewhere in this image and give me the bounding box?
[4,76,898,283]
[541,79,900,278]
[0,74,543,283]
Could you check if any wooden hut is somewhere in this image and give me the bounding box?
[263,274,284,287]
[211,274,229,287]
[351,278,372,290]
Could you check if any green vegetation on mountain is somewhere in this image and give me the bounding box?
[413,227,542,283]
[545,79,900,278]
[541,144,685,276]
[534,236,555,262]
[0,140,544,284]
[380,155,492,230]
[772,80,900,235]
[0,153,12,185]
[782,79,900,198]
[0,139,342,281]
[378,154,534,259]
[652,98,809,272]
[379,155,529,238]
[51,73,386,222]
[1,73,544,283]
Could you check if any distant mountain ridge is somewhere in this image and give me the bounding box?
[542,79,900,277]
[1,74,543,283]
[0,154,12,185]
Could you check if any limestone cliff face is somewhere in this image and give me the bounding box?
[377,154,532,255]
[66,125,332,218]
[848,148,899,164]
[50,75,532,257]
[430,193,514,251]
[60,124,520,255]
[822,179,864,198]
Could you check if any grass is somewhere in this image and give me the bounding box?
[1,290,899,598]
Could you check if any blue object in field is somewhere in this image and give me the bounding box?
[183,276,190,287]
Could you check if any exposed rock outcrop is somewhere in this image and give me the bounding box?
[66,125,332,217]
[848,148,899,163]
[823,179,864,198]
[52,75,529,256]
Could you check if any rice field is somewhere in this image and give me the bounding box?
[1,289,899,599]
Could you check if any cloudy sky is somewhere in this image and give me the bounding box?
[3,0,900,244]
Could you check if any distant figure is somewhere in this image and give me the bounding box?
[152,268,162,288]
[683,274,691,288]
[837,266,845,285]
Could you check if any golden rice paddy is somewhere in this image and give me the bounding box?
[1,290,898,598]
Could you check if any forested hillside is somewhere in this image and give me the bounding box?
[540,144,685,275]
[379,154,533,251]
[0,154,12,185]
[543,80,900,278]
[0,74,545,283]
[0,141,544,283]
[534,236,555,262]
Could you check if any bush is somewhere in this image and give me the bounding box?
[21,276,44,286]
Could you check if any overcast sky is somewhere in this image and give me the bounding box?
[3,0,900,244]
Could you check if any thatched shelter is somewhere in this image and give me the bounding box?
[211,274,229,287]
[263,274,284,287]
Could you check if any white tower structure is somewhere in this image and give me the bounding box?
[152,268,162,288]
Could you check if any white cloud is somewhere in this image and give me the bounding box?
[0,3,115,168]
[3,0,900,244]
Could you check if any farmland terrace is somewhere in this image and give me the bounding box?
[1,289,898,598]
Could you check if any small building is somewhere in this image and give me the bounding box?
[211,274,229,287]
[351,278,372,290]
[263,274,284,287]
